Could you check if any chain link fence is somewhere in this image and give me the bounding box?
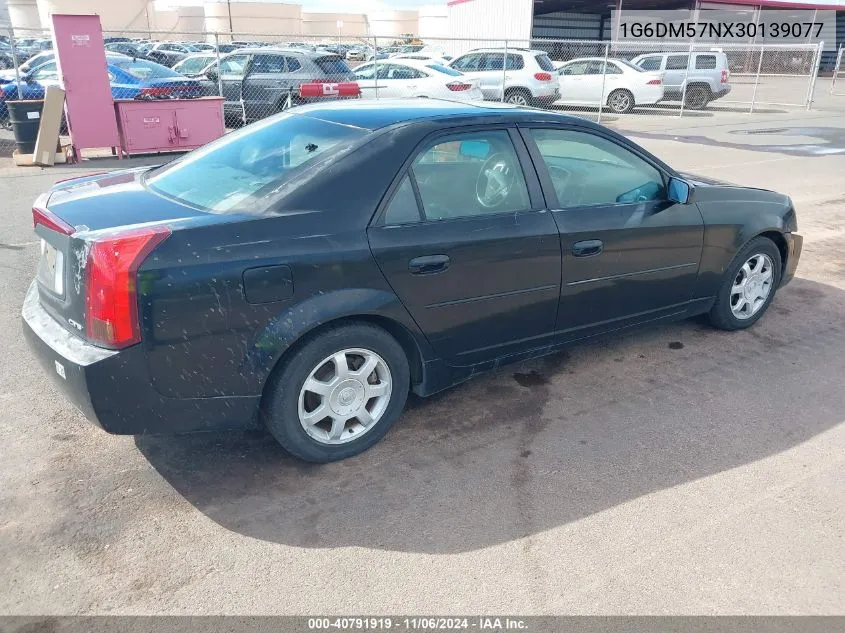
[832,45,845,96]
[0,25,829,157]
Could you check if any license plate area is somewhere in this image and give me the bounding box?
[37,239,65,297]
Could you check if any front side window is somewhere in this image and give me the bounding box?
[219,54,250,75]
[145,112,368,213]
[410,130,530,221]
[452,54,482,71]
[529,128,665,208]
[666,55,689,70]
[560,61,589,76]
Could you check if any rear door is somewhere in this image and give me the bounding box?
[521,126,704,339]
[368,127,562,366]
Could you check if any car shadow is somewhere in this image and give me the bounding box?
[136,276,845,554]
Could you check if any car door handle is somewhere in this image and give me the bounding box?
[572,239,603,257]
[408,254,450,275]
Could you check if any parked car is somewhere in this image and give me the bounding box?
[449,48,560,107]
[145,42,198,67]
[22,100,802,463]
[390,52,452,64]
[0,42,16,70]
[105,41,145,57]
[204,47,357,122]
[556,57,664,114]
[631,51,731,109]
[353,59,483,102]
[0,54,204,121]
[13,38,39,58]
[346,48,367,62]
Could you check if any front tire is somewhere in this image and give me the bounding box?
[262,323,410,463]
[709,236,782,331]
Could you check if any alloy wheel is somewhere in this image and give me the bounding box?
[730,253,774,319]
[297,348,392,445]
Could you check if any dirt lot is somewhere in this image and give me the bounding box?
[0,106,843,615]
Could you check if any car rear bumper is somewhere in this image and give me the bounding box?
[22,282,260,435]
[781,232,803,286]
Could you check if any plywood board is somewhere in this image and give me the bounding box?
[33,85,66,166]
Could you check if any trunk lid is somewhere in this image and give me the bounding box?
[33,167,215,342]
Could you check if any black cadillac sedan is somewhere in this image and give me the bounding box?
[23,100,802,463]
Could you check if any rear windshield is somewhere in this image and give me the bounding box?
[145,113,368,213]
[616,59,644,72]
[112,58,180,80]
[427,63,461,76]
[535,54,555,72]
[315,56,351,76]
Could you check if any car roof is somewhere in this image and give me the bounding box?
[464,48,545,55]
[237,47,336,58]
[290,98,600,131]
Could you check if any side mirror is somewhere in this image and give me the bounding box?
[668,177,694,204]
[206,68,218,82]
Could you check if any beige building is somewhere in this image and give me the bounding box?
[7,0,438,40]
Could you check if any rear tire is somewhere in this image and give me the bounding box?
[684,85,711,109]
[504,88,532,106]
[607,89,635,114]
[262,323,410,463]
[708,236,782,331]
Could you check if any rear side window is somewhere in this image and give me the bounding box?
[695,55,717,69]
[145,113,368,213]
[666,55,689,70]
[535,54,554,72]
[383,176,422,225]
[315,56,351,76]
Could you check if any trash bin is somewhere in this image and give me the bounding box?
[7,99,44,156]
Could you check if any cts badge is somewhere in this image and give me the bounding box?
[54,361,66,380]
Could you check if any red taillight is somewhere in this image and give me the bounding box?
[446,81,472,92]
[534,72,552,81]
[721,69,728,83]
[85,226,170,349]
[138,86,176,98]
[33,206,75,236]
[646,78,662,85]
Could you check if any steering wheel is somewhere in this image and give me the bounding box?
[476,153,517,209]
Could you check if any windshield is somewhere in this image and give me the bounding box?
[112,58,180,80]
[145,112,369,213]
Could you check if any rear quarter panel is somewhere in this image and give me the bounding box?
[140,125,433,399]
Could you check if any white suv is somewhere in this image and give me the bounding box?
[449,48,560,107]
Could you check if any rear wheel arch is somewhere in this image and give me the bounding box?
[260,314,426,403]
